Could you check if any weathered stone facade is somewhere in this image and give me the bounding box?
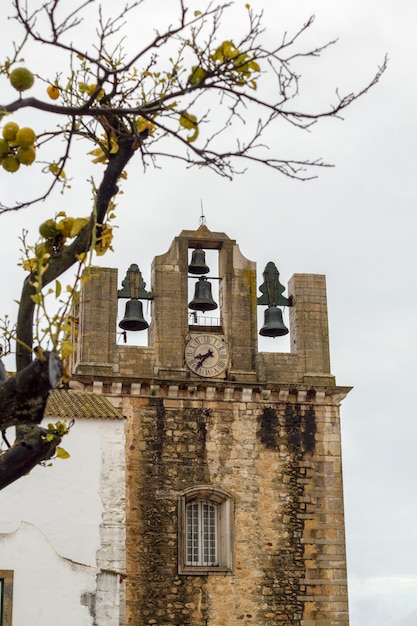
[71,225,351,625]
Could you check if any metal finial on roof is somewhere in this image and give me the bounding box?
[199,199,206,226]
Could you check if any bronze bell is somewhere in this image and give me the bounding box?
[119,299,148,331]
[188,277,218,312]
[259,306,288,337]
[188,247,210,275]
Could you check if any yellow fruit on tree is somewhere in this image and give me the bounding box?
[0,138,9,157]
[16,127,36,149]
[9,67,35,92]
[2,122,19,141]
[2,156,20,173]
[47,84,60,100]
[39,219,58,239]
[17,146,36,165]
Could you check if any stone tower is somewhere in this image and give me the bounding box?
[71,225,351,626]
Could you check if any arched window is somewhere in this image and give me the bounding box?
[178,486,233,574]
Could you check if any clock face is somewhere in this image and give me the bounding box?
[185,334,228,377]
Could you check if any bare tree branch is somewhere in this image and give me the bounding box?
[0,0,386,487]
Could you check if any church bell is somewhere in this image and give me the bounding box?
[188,247,210,275]
[259,306,288,337]
[188,277,218,312]
[119,298,149,331]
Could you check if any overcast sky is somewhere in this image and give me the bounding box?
[1,1,416,625]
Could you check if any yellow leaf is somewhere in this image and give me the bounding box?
[179,111,197,130]
[61,365,71,383]
[249,60,260,72]
[88,146,107,164]
[212,40,239,63]
[69,217,89,238]
[48,163,66,179]
[187,126,199,143]
[179,112,199,143]
[56,217,75,238]
[56,447,70,459]
[76,252,87,263]
[108,130,119,154]
[55,280,62,298]
[60,339,74,358]
[35,242,52,259]
[94,226,113,256]
[22,258,37,272]
[188,66,207,86]
[136,117,155,137]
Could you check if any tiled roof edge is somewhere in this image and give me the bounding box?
[45,389,124,420]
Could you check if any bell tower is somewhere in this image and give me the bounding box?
[71,224,351,626]
[148,224,258,381]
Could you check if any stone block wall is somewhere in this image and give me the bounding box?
[123,389,349,626]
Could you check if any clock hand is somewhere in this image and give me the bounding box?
[195,349,214,369]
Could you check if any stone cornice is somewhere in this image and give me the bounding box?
[70,377,352,406]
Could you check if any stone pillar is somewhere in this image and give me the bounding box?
[77,267,118,367]
[288,274,332,380]
[150,236,189,373]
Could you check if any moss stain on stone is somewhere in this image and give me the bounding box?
[129,401,213,625]
[257,406,279,449]
[256,403,317,624]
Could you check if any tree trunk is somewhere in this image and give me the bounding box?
[0,352,62,431]
[0,426,61,490]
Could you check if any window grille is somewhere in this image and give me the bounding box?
[186,500,218,566]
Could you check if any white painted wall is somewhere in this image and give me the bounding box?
[0,522,98,626]
[0,417,126,625]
